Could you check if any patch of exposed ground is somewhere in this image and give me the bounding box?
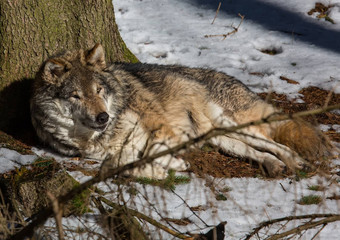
[308,2,336,24]
[183,150,261,178]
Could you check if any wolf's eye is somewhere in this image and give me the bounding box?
[71,94,81,99]
[97,87,102,94]
[69,90,81,99]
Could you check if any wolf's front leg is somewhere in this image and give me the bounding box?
[210,135,287,177]
[227,131,305,171]
[99,155,171,179]
[100,149,187,180]
[123,141,189,179]
[103,124,188,179]
[82,142,108,160]
[147,142,189,170]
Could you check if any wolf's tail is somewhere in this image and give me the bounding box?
[273,119,333,162]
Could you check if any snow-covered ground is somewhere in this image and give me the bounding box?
[1,0,340,239]
[2,147,340,239]
[114,0,340,98]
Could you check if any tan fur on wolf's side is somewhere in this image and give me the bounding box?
[30,44,331,178]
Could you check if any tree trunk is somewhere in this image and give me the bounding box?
[0,0,137,142]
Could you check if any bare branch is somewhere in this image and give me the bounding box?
[244,214,340,240]
[47,192,64,240]
[97,196,191,239]
[267,215,340,240]
[170,189,210,228]
[211,2,222,25]
[310,224,326,240]
[205,13,245,39]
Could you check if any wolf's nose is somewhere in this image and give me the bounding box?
[96,112,109,124]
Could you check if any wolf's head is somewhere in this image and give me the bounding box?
[31,44,125,153]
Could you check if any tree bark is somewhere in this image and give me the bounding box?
[0,0,137,141]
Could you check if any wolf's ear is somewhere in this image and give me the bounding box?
[44,59,69,78]
[41,59,70,85]
[85,43,106,69]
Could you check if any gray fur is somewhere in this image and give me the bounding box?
[31,44,328,178]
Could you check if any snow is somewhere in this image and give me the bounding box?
[114,0,340,98]
[0,0,340,239]
[0,148,37,173]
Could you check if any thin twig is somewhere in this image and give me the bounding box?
[135,189,186,237]
[323,83,339,108]
[266,216,340,240]
[211,2,222,25]
[171,189,210,228]
[47,192,64,240]
[310,224,326,240]
[244,214,340,240]
[205,13,245,39]
[97,196,191,239]
[279,183,286,192]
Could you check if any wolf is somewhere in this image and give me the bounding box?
[30,43,330,178]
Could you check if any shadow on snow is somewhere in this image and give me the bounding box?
[189,0,340,53]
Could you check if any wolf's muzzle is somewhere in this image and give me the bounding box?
[96,112,109,124]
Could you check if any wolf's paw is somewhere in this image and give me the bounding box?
[281,154,305,173]
[263,159,286,177]
[292,157,305,170]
